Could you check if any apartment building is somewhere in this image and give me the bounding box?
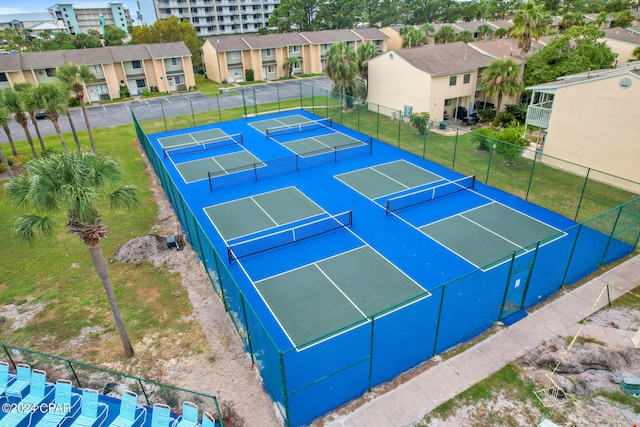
[202,28,389,83]
[0,42,194,102]
[153,0,278,38]
[48,2,132,35]
[0,13,66,37]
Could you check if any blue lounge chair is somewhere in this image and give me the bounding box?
[0,369,54,427]
[151,403,174,427]
[68,389,108,427]
[175,402,198,427]
[108,391,146,427]
[0,362,15,398]
[35,380,80,427]
[201,412,216,427]
[5,364,30,399]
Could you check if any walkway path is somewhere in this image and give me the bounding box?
[324,255,640,427]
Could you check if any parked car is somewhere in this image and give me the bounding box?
[35,110,46,119]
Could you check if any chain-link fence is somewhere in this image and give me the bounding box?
[132,83,640,426]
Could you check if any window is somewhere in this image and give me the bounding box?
[264,48,273,56]
[449,76,457,86]
[45,68,56,77]
[463,74,471,84]
[0,73,7,82]
[444,99,452,106]
[170,57,180,66]
[90,64,102,74]
[193,17,199,23]
[131,60,142,69]
[266,65,275,73]
[231,51,240,59]
[136,79,145,88]
[289,45,300,53]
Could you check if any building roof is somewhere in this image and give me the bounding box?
[584,13,615,22]
[240,33,308,49]
[0,13,59,23]
[468,38,543,64]
[452,21,491,33]
[526,60,640,90]
[390,42,493,75]
[300,29,360,44]
[603,27,640,44]
[351,28,389,41]
[489,20,512,30]
[210,37,251,53]
[50,2,129,10]
[0,42,191,71]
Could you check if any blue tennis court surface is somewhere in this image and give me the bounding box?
[141,109,636,426]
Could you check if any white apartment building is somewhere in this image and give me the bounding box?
[48,2,133,35]
[151,0,279,37]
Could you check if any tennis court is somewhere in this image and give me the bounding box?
[137,108,637,427]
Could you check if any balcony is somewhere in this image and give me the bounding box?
[525,104,553,128]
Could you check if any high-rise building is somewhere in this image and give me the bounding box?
[152,0,279,37]
[48,2,133,35]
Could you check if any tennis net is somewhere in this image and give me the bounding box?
[227,210,352,261]
[385,175,476,214]
[163,133,244,158]
[266,118,332,139]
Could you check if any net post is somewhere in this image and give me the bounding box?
[295,154,299,172]
[239,133,244,145]
[385,201,391,215]
[227,246,233,262]
[253,163,258,181]
[163,148,168,158]
[334,147,337,163]
[369,137,373,155]
[471,175,476,189]
[329,118,333,128]
[348,210,353,226]
[208,172,213,192]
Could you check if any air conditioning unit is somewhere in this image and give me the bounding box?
[404,104,413,115]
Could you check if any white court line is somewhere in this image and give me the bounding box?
[316,265,367,318]
[250,196,279,227]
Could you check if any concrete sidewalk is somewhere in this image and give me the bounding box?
[325,255,640,427]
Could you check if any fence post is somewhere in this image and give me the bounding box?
[190,98,195,127]
[484,138,495,184]
[3,345,16,369]
[432,285,446,356]
[574,168,591,222]
[279,351,290,427]
[240,295,256,367]
[277,84,281,112]
[299,81,303,109]
[520,241,541,308]
[599,206,624,266]
[67,361,82,388]
[525,150,538,201]
[397,112,401,148]
[561,224,583,285]
[376,104,380,140]
[253,88,258,116]
[138,379,151,405]
[368,318,375,391]
[422,129,427,158]
[498,252,517,319]
[242,90,248,117]
[216,95,222,122]
[160,102,167,132]
[451,128,458,169]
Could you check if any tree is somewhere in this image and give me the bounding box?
[611,10,635,28]
[315,0,361,29]
[14,83,46,152]
[470,127,495,151]
[435,25,456,43]
[633,46,640,61]
[130,17,203,69]
[480,59,522,112]
[283,57,298,77]
[495,125,528,166]
[103,25,126,46]
[0,92,17,156]
[401,26,428,47]
[494,27,508,38]
[510,1,549,57]
[325,42,357,110]
[73,33,102,49]
[35,84,71,153]
[0,107,13,177]
[57,63,98,153]
[409,112,431,135]
[524,26,616,86]
[5,150,138,358]
[420,23,435,39]
[559,12,585,31]
[477,23,494,41]
[356,42,378,84]
[456,30,474,43]
[3,88,37,157]
[267,0,319,32]
[331,76,367,108]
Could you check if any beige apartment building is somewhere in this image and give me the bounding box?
[366,42,493,123]
[0,42,194,102]
[201,28,388,83]
[525,62,640,192]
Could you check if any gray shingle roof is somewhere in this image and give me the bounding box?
[20,50,67,70]
[391,42,493,75]
[603,27,640,44]
[146,42,192,59]
[240,33,308,49]
[207,37,250,53]
[0,13,58,23]
[301,29,360,44]
[0,54,21,72]
[351,28,389,41]
[109,44,152,62]
[468,39,544,64]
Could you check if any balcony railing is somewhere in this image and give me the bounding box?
[526,104,552,128]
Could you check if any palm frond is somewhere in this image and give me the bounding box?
[109,185,139,211]
[12,215,56,245]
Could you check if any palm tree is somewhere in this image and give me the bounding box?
[633,46,640,61]
[510,1,549,58]
[35,84,71,153]
[325,42,358,110]
[456,30,474,43]
[435,25,456,43]
[3,88,37,157]
[402,27,428,48]
[0,107,13,177]
[282,57,298,78]
[14,83,46,152]
[5,150,138,358]
[494,27,508,39]
[480,59,522,113]
[356,42,379,86]
[420,23,435,40]
[477,23,494,41]
[0,95,17,156]
[56,64,97,153]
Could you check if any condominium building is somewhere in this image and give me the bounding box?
[0,13,67,37]
[154,0,279,37]
[48,2,133,35]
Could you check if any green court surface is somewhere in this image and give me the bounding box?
[158,128,227,148]
[255,246,427,347]
[336,160,441,199]
[283,133,364,156]
[249,114,314,133]
[205,187,324,240]
[174,151,263,183]
[420,202,562,268]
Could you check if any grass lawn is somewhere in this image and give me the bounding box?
[0,126,208,365]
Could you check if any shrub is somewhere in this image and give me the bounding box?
[140,89,151,97]
[476,107,496,123]
[68,97,80,107]
[493,111,515,128]
[119,86,130,98]
[503,104,527,123]
[245,69,254,82]
[470,127,495,152]
[409,112,431,135]
[495,125,528,166]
